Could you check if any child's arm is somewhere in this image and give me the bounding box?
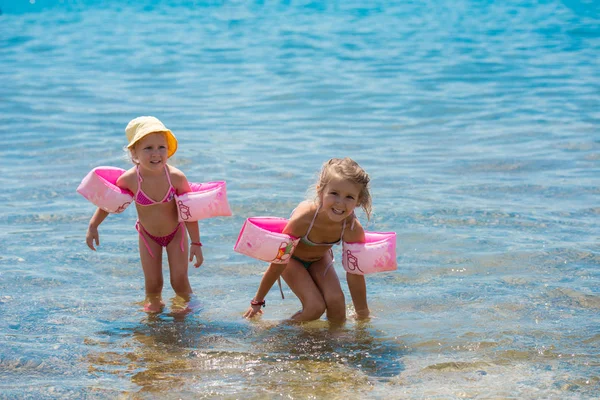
[243,262,288,318]
[344,217,370,319]
[171,167,204,268]
[347,274,369,319]
[185,221,204,268]
[86,208,109,251]
[243,206,309,318]
[86,169,133,251]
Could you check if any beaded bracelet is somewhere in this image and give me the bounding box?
[250,299,265,308]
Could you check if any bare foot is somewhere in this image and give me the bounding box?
[144,296,165,313]
[170,293,197,315]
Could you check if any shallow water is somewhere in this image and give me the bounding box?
[0,0,599,398]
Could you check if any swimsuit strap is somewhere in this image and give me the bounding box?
[339,214,356,240]
[303,203,321,239]
[163,164,173,187]
[301,204,349,246]
[277,277,285,299]
[136,220,155,258]
[339,217,347,240]
[134,165,147,205]
[323,248,335,276]
[135,165,147,200]
[135,165,175,205]
[136,164,172,185]
[136,221,185,258]
[136,164,143,183]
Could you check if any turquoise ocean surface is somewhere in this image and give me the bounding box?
[1,0,599,398]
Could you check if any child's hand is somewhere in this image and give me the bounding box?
[243,304,264,319]
[189,245,204,268]
[86,226,100,251]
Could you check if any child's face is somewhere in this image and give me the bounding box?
[132,132,169,169]
[320,174,362,222]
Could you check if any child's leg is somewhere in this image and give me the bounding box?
[281,259,327,321]
[307,251,346,324]
[138,235,164,312]
[165,225,192,297]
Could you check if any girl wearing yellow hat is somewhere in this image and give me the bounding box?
[84,116,203,313]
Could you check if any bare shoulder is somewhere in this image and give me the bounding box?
[343,215,366,243]
[166,165,190,191]
[284,201,316,237]
[116,167,137,191]
[167,165,186,180]
[288,201,315,223]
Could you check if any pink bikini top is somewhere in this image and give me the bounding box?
[134,165,176,206]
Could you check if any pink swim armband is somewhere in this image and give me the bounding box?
[175,181,232,222]
[77,167,133,213]
[342,231,397,275]
[77,167,233,220]
[234,216,398,274]
[234,217,300,264]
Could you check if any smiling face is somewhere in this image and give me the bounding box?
[319,173,362,222]
[131,132,169,170]
[314,158,373,221]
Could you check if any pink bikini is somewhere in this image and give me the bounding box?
[134,165,185,258]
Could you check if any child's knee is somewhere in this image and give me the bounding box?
[170,273,191,292]
[328,292,346,310]
[325,293,346,320]
[327,304,346,321]
[302,300,326,320]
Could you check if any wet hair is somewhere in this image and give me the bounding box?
[315,157,372,220]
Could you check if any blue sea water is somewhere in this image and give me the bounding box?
[0,0,599,398]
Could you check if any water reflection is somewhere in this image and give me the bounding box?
[86,313,253,395]
[85,312,405,396]
[248,319,406,380]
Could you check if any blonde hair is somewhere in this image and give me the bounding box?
[315,157,372,220]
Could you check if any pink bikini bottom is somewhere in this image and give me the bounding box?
[135,221,185,258]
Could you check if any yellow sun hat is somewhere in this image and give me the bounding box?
[125,116,178,158]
